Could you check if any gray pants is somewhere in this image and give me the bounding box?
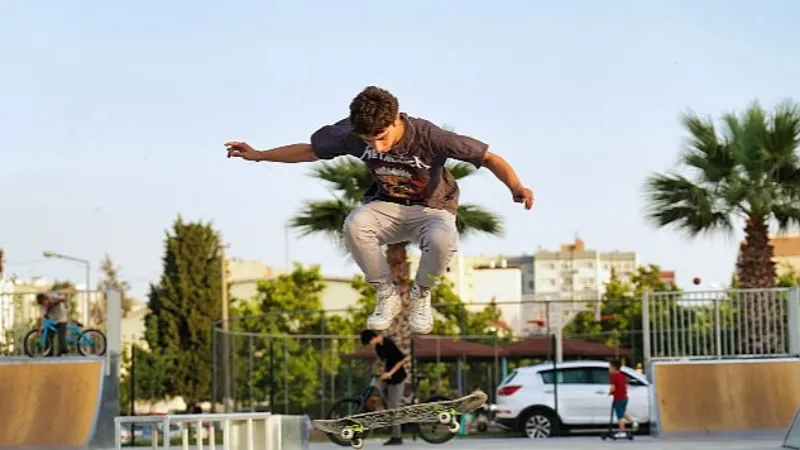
[382,381,406,438]
[342,201,458,290]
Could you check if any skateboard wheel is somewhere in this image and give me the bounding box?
[340,428,354,440]
[448,421,460,434]
[351,437,364,449]
[437,412,452,424]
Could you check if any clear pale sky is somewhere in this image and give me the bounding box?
[2,0,798,300]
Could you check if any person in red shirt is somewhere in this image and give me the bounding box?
[609,359,639,436]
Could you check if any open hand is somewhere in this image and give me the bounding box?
[511,185,534,210]
[225,141,260,161]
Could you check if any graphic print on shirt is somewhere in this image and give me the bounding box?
[360,147,433,200]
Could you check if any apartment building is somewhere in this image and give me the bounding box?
[771,233,800,276]
[226,259,361,315]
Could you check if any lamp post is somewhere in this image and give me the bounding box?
[42,251,91,325]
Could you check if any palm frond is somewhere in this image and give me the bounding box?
[643,172,734,237]
[445,161,478,180]
[309,158,372,202]
[456,204,504,238]
[288,199,354,249]
[679,113,736,184]
[772,201,800,233]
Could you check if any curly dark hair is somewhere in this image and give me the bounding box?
[349,86,399,137]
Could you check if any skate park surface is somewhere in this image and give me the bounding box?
[652,358,800,434]
[308,435,786,449]
[0,356,103,448]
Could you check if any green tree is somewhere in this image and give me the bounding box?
[289,150,504,359]
[643,100,800,354]
[777,263,800,287]
[228,264,356,415]
[143,216,222,409]
[563,264,681,364]
[94,254,135,324]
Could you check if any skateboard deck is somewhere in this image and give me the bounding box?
[312,390,487,447]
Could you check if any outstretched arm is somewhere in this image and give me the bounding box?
[483,152,522,191]
[227,118,365,164]
[429,125,534,210]
[226,142,318,163]
[483,152,534,210]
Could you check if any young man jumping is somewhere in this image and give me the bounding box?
[226,86,534,334]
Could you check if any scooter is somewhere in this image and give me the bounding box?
[600,402,634,441]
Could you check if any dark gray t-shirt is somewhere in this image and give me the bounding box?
[309,113,488,215]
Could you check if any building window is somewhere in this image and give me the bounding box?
[528,280,534,289]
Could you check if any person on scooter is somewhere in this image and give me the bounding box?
[36,292,68,356]
[609,359,640,437]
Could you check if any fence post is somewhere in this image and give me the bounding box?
[642,292,651,366]
[789,286,800,356]
[714,294,722,359]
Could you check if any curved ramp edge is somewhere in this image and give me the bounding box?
[785,408,800,449]
[0,357,104,447]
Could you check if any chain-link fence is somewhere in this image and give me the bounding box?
[206,286,799,417]
[0,289,106,356]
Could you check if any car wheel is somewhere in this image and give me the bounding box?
[521,409,559,438]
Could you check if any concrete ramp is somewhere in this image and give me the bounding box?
[0,357,104,447]
[785,408,800,449]
[653,358,800,435]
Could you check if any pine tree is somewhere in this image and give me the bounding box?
[143,216,222,409]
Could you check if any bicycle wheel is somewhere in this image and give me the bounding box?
[325,397,370,446]
[416,395,458,444]
[24,329,53,357]
[76,329,107,356]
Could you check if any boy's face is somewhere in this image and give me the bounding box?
[368,336,381,347]
[357,115,403,152]
[609,363,618,373]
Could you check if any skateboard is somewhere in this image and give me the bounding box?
[312,390,488,449]
[600,402,634,441]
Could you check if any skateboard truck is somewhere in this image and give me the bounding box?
[435,408,461,433]
[339,423,367,450]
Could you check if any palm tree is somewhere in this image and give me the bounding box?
[643,100,800,354]
[290,157,503,356]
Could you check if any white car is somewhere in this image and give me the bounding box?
[494,360,652,438]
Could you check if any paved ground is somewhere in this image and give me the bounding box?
[309,435,785,450]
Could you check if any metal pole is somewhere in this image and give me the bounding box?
[248,335,254,412]
[85,262,91,326]
[220,244,231,413]
[130,344,136,446]
[642,292,651,369]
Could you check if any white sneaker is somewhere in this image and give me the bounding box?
[632,421,640,431]
[366,285,401,331]
[409,284,434,334]
[614,431,627,438]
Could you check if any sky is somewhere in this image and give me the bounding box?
[1,0,799,300]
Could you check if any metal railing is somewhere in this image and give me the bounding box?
[114,412,303,450]
[642,287,800,362]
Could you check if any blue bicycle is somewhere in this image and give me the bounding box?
[23,318,107,357]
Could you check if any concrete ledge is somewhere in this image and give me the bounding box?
[229,414,309,450]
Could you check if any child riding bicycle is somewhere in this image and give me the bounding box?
[35,292,68,356]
